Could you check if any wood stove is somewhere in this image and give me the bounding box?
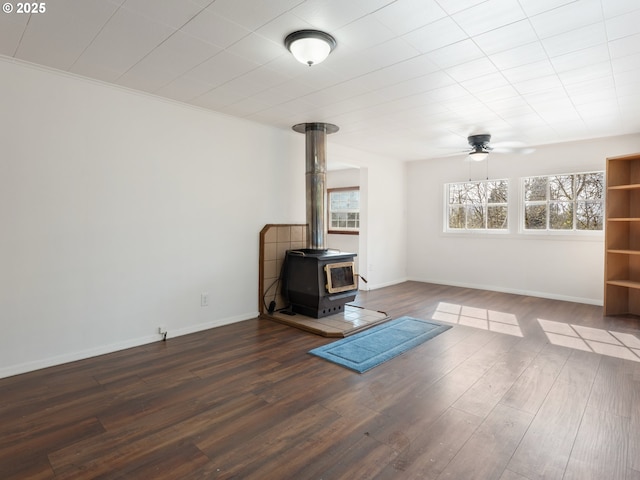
[280,122,360,318]
[283,249,357,318]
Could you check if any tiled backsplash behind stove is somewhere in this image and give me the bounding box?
[259,224,308,315]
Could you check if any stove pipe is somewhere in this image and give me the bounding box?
[292,122,339,251]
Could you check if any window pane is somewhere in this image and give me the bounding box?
[525,204,546,229]
[348,191,359,208]
[576,172,604,200]
[525,177,547,201]
[465,183,486,204]
[488,180,508,203]
[549,202,573,229]
[487,206,508,229]
[448,206,465,229]
[466,205,485,229]
[576,202,603,230]
[331,212,347,228]
[449,184,466,204]
[549,175,573,201]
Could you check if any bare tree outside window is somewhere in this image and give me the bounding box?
[447,180,508,231]
[576,173,604,230]
[523,172,604,231]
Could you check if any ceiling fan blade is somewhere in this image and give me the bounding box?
[436,135,535,160]
[492,146,536,154]
[491,141,536,154]
[439,150,470,158]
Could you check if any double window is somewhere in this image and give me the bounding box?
[447,180,509,231]
[445,171,604,233]
[522,172,604,231]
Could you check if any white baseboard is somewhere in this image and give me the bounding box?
[361,277,408,291]
[407,277,603,306]
[165,311,259,338]
[0,311,258,380]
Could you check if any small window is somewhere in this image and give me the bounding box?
[446,179,509,231]
[522,172,604,231]
[328,187,359,234]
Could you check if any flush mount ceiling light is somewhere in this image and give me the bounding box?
[285,30,336,66]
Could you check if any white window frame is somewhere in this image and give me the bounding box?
[327,187,360,235]
[520,171,604,234]
[444,179,509,233]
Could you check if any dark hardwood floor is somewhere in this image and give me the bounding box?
[2,281,640,479]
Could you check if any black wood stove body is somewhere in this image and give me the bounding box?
[283,249,357,318]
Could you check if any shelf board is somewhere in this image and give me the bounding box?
[607,279,640,290]
[607,218,640,222]
[607,249,640,255]
[608,183,640,190]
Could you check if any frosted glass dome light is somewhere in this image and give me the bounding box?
[468,149,489,161]
[285,30,336,66]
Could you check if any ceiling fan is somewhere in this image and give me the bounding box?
[462,134,535,161]
[467,134,492,162]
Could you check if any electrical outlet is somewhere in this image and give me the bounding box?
[201,293,209,307]
[158,326,167,335]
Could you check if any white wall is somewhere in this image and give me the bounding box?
[406,134,640,305]
[330,145,408,290]
[0,58,305,378]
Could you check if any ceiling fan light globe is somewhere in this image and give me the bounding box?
[468,151,489,162]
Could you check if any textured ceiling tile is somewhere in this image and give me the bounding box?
[71,8,176,81]
[436,0,487,15]
[542,23,607,58]
[474,20,538,56]
[426,39,485,69]
[0,14,27,56]
[181,7,251,48]
[402,17,468,53]
[489,42,548,71]
[528,0,603,39]
[605,9,640,41]
[373,0,447,36]
[452,0,527,37]
[518,0,578,17]
[121,0,205,29]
